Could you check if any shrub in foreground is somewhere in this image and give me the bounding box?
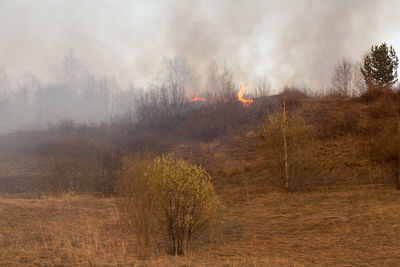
[117,153,218,256]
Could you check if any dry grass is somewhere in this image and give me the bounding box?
[231,188,400,266]
[2,96,400,265]
[0,195,137,266]
[1,189,400,266]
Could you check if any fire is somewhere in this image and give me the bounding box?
[190,94,207,102]
[238,84,253,106]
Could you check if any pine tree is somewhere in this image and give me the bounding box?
[361,43,399,88]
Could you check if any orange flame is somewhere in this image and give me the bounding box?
[190,94,207,102]
[238,84,253,106]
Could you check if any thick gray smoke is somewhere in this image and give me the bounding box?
[156,0,400,89]
[0,0,399,133]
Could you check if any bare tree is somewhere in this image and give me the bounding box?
[0,69,10,132]
[331,58,353,97]
[218,64,237,102]
[155,56,197,115]
[206,61,219,101]
[253,74,271,99]
[97,75,120,118]
[351,61,366,97]
[52,50,89,94]
[205,61,237,103]
[135,56,197,131]
[0,69,9,106]
[14,71,42,127]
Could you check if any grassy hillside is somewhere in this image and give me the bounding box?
[1,93,400,265]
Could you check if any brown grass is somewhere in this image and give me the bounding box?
[2,96,400,265]
[0,195,137,266]
[1,189,400,266]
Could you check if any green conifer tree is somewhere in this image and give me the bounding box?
[361,43,399,88]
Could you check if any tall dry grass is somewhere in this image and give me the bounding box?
[2,189,400,266]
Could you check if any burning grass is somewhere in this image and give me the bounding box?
[237,84,254,107]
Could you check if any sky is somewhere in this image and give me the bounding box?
[1,0,400,91]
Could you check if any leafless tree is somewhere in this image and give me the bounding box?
[252,74,271,99]
[135,56,197,131]
[331,58,366,98]
[218,64,237,102]
[52,50,89,94]
[205,61,237,103]
[206,61,219,100]
[0,69,9,106]
[13,71,42,127]
[331,58,353,97]
[156,56,197,114]
[0,69,10,132]
[97,75,120,118]
[351,61,366,97]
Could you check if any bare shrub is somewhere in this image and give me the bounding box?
[251,75,271,117]
[121,129,174,153]
[382,121,400,189]
[98,146,123,196]
[41,154,79,195]
[41,137,123,196]
[359,82,393,102]
[312,103,362,139]
[177,97,267,141]
[41,139,100,195]
[365,96,399,121]
[259,107,317,191]
[280,86,309,110]
[117,153,218,256]
[368,116,400,189]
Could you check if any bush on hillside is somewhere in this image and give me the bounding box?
[369,119,400,189]
[41,137,123,195]
[117,153,218,257]
[280,87,309,110]
[259,112,318,191]
[312,103,362,139]
[359,82,394,102]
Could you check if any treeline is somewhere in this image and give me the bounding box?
[135,58,271,140]
[0,51,137,133]
[0,52,274,135]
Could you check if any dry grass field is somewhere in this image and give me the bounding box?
[2,186,400,266]
[2,96,400,266]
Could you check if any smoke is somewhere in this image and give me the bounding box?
[270,0,400,89]
[1,0,399,89]
[155,0,400,89]
[0,0,399,132]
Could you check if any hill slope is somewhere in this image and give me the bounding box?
[1,95,400,265]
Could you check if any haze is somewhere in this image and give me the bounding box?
[0,0,399,132]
